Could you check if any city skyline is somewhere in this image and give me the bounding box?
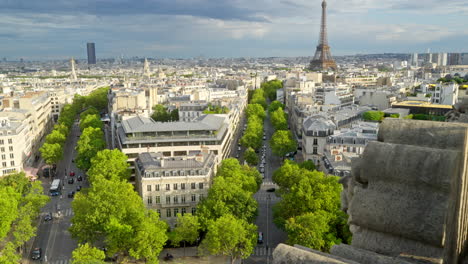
[0,0,467,59]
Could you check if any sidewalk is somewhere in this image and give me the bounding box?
[159,247,232,264]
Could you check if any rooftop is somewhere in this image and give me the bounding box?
[122,114,227,133]
[392,101,453,109]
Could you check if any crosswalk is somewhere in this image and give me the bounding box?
[62,208,74,217]
[262,181,276,186]
[252,246,272,256]
[49,259,71,264]
[254,193,281,202]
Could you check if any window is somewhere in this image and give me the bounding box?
[191,183,196,189]
[7,139,12,144]
[166,184,170,191]
[191,194,196,202]
[199,194,204,200]
[174,196,179,204]
[157,209,161,216]
[191,207,197,214]
[0,140,3,145]
[2,162,6,167]
[181,183,186,190]
[8,146,13,151]
[9,154,13,159]
[181,208,186,216]
[1,155,5,160]
[147,185,152,192]
[174,208,179,216]
[1,147,4,152]
[181,195,186,204]
[155,196,161,204]
[166,196,171,204]
[147,196,152,204]
[10,161,14,166]
[199,183,204,189]
[313,147,318,155]
[155,184,160,191]
[166,209,171,218]
[313,138,318,145]
[173,183,178,190]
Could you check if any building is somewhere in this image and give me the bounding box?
[179,102,208,122]
[420,83,459,105]
[116,114,231,167]
[301,115,335,167]
[87,42,96,64]
[392,100,452,116]
[135,151,217,225]
[0,110,32,176]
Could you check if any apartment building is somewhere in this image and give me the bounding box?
[420,83,459,105]
[135,152,217,225]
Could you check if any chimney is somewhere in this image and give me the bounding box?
[159,157,165,167]
[195,153,204,163]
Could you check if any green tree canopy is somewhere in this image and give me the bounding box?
[216,158,261,193]
[244,147,259,166]
[87,149,130,183]
[362,111,384,121]
[53,123,70,136]
[76,127,105,170]
[72,243,106,264]
[40,143,63,165]
[79,114,103,131]
[270,130,297,157]
[45,129,67,146]
[246,104,266,120]
[250,89,267,109]
[171,213,201,247]
[268,100,285,113]
[203,103,229,114]
[151,104,179,122]
[80,107,100,121]
[270,107,288,131]
[261,80,283,101]
[71,178,168,262]
[200,214,257,264]
[240,116,263,150]
[86,87,110,111]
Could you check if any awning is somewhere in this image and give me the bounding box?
[24,167,39,181]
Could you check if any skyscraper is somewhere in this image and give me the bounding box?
[309,0,337,71]
[87,42,96,64]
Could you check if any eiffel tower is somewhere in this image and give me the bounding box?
[309,0,337,71]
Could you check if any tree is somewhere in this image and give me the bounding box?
[200,214,257,264]
[45,129,67,146]
[151,104,170,122]
[170,108,179,121]
[362,111,384,121]
[246,104,266,120]
[76,127,105,170]
[0,186,19,240]
[244,147,259,166]
[172,213,200,250]
[40,143,63,165]
[80,107,100,121]
[87,149,130,183]
[270,130,297,157]
[268,101,285,113]
[53,123,70,136]
[72,243,106,264]
[71,178,168,261]
[270,107,288,131]
[196,177,258,228]
[262,80,283,101]
[300,160,316,171]
[79,114,103,131]
[86,87,109,111]
[241,116,263,150]
[215,158,261,193]
[250,89,267,109]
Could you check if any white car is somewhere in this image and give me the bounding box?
[259,163,265,168]
[260,167,265,173]
[262,159,266,164]
[238,146,241,151]
[261,173,265,179]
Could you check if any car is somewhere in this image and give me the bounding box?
[260,167,265,173]
[77,175,83,181]
[31,247,41,260]
[266,188,276,192]
[72,159,74,163]
[69,171,75,176]
[263,136,266,140]
[255,149,259,153]
[238,146,241,151]
[236,153,239,158]
[261,173,265,179]
[259,163,265,168]
[238,142,241,146]
[68,191,75,198]
[257,232,263,244]
[68,178,74,184]
[43,213,52,222]
[76,185,82,192]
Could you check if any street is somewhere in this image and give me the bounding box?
[231,110,287,264]
[25,121,86,264]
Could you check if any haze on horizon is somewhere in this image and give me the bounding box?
[1,0,467,60]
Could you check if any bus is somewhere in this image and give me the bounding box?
[50,179,61,196]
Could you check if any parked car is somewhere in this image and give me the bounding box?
[77,175,83,181]
[257,232,263,244]
[261,173,265,179]
[238,142,241,146]
[69,171,75,176]
[267,188,276,192]
[68,191,75,198]
[263,136,266,140]
[43,213,52,222]
[236,153,239,158]
[31,247,42,260]
[76,185,82,192]
[68,178,74,184]
[259,163,265,168]
[238,146,241,151]
[260,167,265,173]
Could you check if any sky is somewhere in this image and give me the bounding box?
[0,0,467,60]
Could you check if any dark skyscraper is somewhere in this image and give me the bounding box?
[87,42,96,64]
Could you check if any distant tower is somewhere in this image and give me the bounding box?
[309,0,337,72]
[87,43,96,64]
[70,58,77,81]
[143,58,151,78]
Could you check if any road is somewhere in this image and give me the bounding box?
[25,121,86,264]
[230,110,287,264]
